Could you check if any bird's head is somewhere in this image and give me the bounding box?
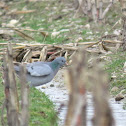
[54,57,66,67]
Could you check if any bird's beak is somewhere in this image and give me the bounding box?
[64,62,68,66]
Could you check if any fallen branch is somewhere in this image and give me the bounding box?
[9,10,36,15]
[13,29,34,41]
[103,40,123,44]
[0,39,123,63]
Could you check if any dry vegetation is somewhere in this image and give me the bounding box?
[0,0,126,125]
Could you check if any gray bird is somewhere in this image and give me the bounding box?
[14,57,66,87]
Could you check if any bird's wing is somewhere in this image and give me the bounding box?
[27,61,51,66]
[14,65,20,72]
[26,64,52,77]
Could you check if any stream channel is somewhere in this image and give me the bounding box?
[36,69,126,126]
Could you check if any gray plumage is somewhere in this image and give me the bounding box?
[14,57,66,87]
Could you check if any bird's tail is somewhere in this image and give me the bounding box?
[2,63,20,72]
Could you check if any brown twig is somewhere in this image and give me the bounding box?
[65,49,87,126]
[91,60,114,126]
[3,43,19,126]
[20,65,29,126]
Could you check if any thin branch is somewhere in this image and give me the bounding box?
[102,2,113,19]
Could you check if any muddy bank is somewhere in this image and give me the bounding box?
[36,69,126,126]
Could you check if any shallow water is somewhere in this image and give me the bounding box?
[36,69,126,126]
